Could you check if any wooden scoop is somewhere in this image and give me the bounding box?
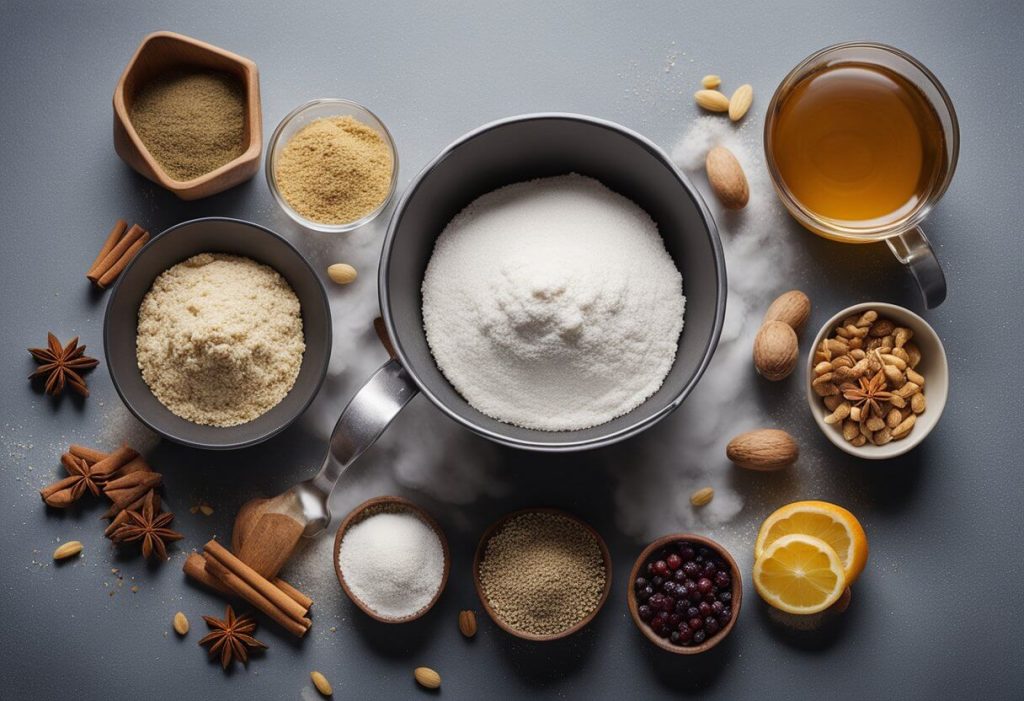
[231,318,409,578]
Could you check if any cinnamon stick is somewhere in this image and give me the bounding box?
[86,219,127,280]
[39,476,82,508]
[204,540,308,623]
[102,470,161,517]
[182,552,311,608]
[69,444,109,464]
[97,231,149,288]
[204,556,311,638]
[90,445,139,478]
[275,578,313,611]
[116,456,151,476]
[87,224,146,284]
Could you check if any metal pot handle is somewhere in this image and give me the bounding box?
[292,359,419,535]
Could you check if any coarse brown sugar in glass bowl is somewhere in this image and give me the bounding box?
[266,98,398,233]
[627,534,742,654]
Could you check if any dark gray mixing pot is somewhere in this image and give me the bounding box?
[376,113,726,452]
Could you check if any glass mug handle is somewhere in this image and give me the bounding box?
[885,226,947,309]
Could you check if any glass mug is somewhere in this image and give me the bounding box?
[765,42,959,308]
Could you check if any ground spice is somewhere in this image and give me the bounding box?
[478,511,606,636]
[136,253,304,427]
[274,116,393,224]
[129,68,246,181]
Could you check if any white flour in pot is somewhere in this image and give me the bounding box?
[421,174,685,431]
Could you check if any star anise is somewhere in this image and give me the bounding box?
[28,333,99,397]
[199,605,267,670]
[843,370,894,419]
[109,493,182,560]
[39,453,109,507]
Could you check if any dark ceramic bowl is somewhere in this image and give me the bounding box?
[103,217,331,450]
[380,113,727,451]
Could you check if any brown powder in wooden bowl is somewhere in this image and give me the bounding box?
[129,68,246,181]
[478,512,606,637]
[274,115,393,224]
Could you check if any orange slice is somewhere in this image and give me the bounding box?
[753,534,846,614]
[754,500,868,585]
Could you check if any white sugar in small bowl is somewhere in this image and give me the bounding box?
[807,302,948,459]
[333,496,450,623]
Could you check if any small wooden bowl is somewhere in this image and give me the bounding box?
[627,533,742,655]
[333,496,450,623]
[113,31,262,200]
[472,508,613,641]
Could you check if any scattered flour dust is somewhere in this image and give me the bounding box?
[422,174,685,431]
[612,116,799,546]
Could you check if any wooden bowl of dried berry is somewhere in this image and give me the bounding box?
[627,534,742,654]
[473,508,612,641]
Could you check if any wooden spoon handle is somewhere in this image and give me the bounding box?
[236,512,306,580]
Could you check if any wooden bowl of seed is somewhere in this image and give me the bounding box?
[113,31,263,200]
[472,508,612,641]
[806,302,948,459]
[334,496,450,623]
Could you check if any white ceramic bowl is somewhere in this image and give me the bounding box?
[806,302,948,459]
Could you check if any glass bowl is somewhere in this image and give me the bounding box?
[265,98,399,233]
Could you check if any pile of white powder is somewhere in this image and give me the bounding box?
[336,510,445,619]
[421,174,685,431]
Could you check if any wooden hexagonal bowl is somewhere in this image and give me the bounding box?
[472,508,613,641]
[627,533,742,654]
[113,31,262,200]
[333,496,451,623]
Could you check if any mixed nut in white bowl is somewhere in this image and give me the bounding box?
[806,302,948,459]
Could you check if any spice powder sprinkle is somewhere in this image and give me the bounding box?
[478,511,606,636]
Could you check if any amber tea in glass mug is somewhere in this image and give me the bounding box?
[765,43,959,308]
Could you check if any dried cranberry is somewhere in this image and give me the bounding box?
[711,600,725,616]
[704,616,720,634]
[697,578,713,595]
[653,560,670,577]
[698,601,712,618]
[689,617,703,631]
[666,554,682,570]
[668,613,682,627]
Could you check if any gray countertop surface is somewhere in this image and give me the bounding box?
[2,1,1022,699]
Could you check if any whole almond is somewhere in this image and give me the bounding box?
[701,74,721,89]
[458,610,477,638]
[753,321,798,381]
[414,667,441,689]
[327,263,358,285]
[53,540,83,560]
[311,671,333,697]
[694,89,730,112]
[705,146,749,210]
[690,487,714,506]
[172,611,189,636]
[726,429,799,471]
[763,290,811,333]
[728,84,753,122]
